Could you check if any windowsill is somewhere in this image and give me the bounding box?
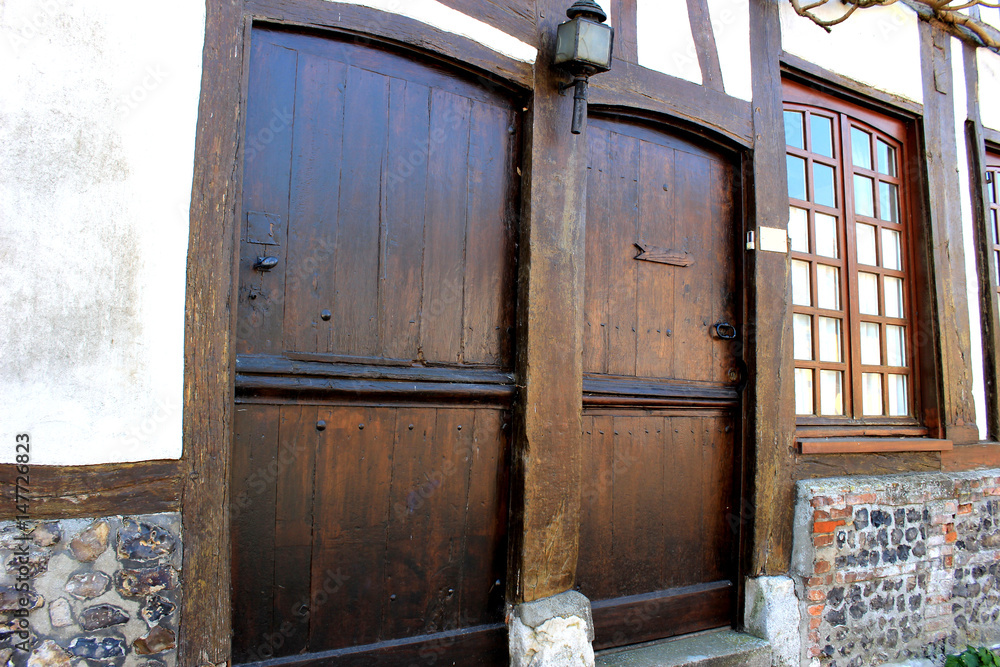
[798,437,953,454]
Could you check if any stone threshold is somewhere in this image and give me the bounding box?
[595,629,772,667]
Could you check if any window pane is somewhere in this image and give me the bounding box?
[794,314,813,360]
[814,163,836,207]
[818,316,842,363]
[862,372,883,416]
[795,368,814,415]
[888,374,908,416]
[854,174,875,217]
[886,324,906,367]
[858,272,880,315]
[792,260,812,306]
[785,111,804,149]
[815,213,838,258]
[996,251,1000,287]
[856,223,878,266]
[817,265,841,310]
[787,155,807,201]
[789,206,809,253]
[876,139,897,177]
[879,181,899,223]
[884,276,904,317]
[860,322,881,366]
[811,115,834,157]
[882,228,902,270]
[992,208,998,245]
[990,173,998,204]
[851,128,872,169]
[820,370,844,416]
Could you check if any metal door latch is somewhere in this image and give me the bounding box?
[714,322,737,339]
[254,256,279,272]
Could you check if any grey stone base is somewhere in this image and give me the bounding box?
[509,590,596,667]
[596,629,771,667]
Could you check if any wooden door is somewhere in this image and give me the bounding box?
[577,116,744,649]
[231,28,521,665]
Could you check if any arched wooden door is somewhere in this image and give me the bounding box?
[230,27,521,665]
[577,115,745,649]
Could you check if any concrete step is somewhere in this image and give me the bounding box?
[596,629,772,667]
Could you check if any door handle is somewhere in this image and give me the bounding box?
[254,256,279,272]
[714,322,737,339]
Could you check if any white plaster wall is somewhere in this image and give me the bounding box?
[953,39,989,440]
[979,48,1000,132]
[324,0,537,62]
[0,0,205,464]
[637,0,702,86]
[707,0,752,102]
[779,2,923,104]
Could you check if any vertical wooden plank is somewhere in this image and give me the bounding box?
[701,414,734,583]
[686,0,725,92]
[381,79,431,362]
[420,90,474,364]
[606,132,640,376]
[918,23,978,443]
[310,406,393,650]
[585,126,612,374]
[460,409,509,625]
[711,159,738,385]
[611,416,665,597]
[662,415,703,588]
[238,38,298,356]
[179,0,242,661]
[331,67,389,357]
[636,142,676,378]
[284,54,347,354]
[463,101,516,366]
[230,405,279,661]
[272,404,317,656]
[577,415,615,601]
[673,151,715,381]
[748,0,797,576]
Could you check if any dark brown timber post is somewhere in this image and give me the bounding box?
[509,0,588,603]
[748,0,798,575]
[919,23,979,445]
[180,0,244,664]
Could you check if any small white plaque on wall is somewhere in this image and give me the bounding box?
[758,227,788,253]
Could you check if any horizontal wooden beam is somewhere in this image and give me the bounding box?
[798,438,953,454]
[236,374,515,404]
[247,0,534,90]
[942,442,1000,471]
[590,61,754,148]
[0,460,183,520]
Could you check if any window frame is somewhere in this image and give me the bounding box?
[783,78,930,436]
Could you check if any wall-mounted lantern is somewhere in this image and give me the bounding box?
[554,0,615,135]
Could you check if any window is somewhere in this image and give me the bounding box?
[784,81,918,425]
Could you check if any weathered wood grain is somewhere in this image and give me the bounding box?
[748,0,798,577]
[0,460,182,520]
[686,0,724,92]
[180,0,244,664]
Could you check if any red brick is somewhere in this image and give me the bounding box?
[958,503,973,515]
[812,496,838,508]
[945,555,954,568]
[946,531,958,544]
[807,589,826,601]
[814,534,835,547]
[815,560,832,574]
[809,617,822,630]
[814,510,831,521]
[846,493,877,504]
[830,506,853,519]
[814,519,846,534]
[807,604,824,616]
[806,575,832,586]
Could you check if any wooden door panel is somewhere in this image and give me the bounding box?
[232,27,520,665]
[579,116,742,648]
[237,29,519,369]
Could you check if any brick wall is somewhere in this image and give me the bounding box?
[792,471,1000,667]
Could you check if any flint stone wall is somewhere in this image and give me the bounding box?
[0,513,181,667]
[792,471,1000,667]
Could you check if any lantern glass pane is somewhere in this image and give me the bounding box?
[576,20,613,68]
